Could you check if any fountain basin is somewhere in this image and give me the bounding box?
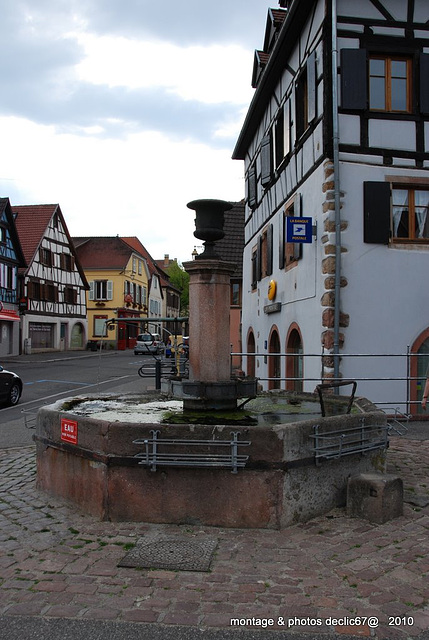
[35,391,388,528]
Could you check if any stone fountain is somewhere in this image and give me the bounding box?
[35,199,389,529]
[164,199,257,410]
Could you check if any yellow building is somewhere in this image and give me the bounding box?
[73,236,150,349]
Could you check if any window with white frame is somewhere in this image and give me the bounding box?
[89,280,113,301]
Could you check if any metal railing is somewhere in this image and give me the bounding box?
[310,418,389,465]
[133,430,251,474]
[231,349,428,414]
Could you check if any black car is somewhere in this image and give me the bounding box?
[0,366,23,406]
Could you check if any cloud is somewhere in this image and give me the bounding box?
[75,34,253,105]
[76,0,274,48]
[0,0,275,260]
[0,116,245,261]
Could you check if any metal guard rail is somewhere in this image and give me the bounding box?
[310,420,388,465]
[133,430,251,474]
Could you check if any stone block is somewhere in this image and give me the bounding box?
[347,473,403,524]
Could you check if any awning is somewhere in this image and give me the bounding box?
[0,311,20,322]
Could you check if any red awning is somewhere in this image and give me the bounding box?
[0,311,20,322]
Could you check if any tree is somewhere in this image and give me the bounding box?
[165,261,189,314]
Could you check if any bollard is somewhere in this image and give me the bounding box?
[155,359,162,390]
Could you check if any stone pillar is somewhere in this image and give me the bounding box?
[183,258,236,383]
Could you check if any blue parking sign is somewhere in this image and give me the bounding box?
[286,217,313,243]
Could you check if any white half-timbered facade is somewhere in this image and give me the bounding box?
[0,198,26,356]
[13,204,88,352]
[233,0,429,414]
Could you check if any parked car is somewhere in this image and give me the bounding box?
[134,333,163,355]
[0,366,23,406]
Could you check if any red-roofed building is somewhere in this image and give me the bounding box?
[122,239,181,339]
[73,236,151,350]
[13,204,88,352]
[0,198,26,356]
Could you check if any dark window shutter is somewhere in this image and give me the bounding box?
[284,99,290,157]
[293,194,303,261]
[257,236,262,281]
[363,182,391,244]
[307,50,317,123]
[260,135,272,187]
[279,214,285,269]
[341,49,367,110]
[275,108,284,167]
[251,250,257,289]
[247,166,256,207]
[266,224,273,276]
[420,53,429,114]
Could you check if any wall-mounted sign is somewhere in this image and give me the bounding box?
[61,418,78,445]
[264,302,281,314]
[286,217,313,243]
[268,279,277,301]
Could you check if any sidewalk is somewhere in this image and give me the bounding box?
[0,429,428,639]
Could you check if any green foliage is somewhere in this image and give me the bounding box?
[166,261,190,313]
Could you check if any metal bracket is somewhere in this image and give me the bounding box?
[133,430,251,474]
[310,418,388,465]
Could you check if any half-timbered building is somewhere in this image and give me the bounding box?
[0,198,26,356]
[233,0,429,413]
[13,204,88,352]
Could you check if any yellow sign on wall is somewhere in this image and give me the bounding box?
[268,279,277,301]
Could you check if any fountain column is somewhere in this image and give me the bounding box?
[175,199,255,410]
[183,257,236,384]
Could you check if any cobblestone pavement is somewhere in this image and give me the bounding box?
[0,435,428,640]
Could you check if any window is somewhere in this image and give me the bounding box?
[0,263,14,290]
[295,51,316,140]
[260,225,273,278]
[280,200,302,268]
[43,282,58,302]
[231,282,241,306]
[296,70,309,139]
[342,50,429,114]
[261,134,272,187]
[40,247,53,267]
[247,165,257,208]
[94,315,108,337]
[0,226,6,244]
[89,280,113,301]
[27,280,41,300]
[251,246,259,290]
[392,188,429,241]
[369,56,412,113]
[364,182,429,244]
[64,286,78,305]
[60,253,74,271]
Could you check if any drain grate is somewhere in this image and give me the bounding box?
[118,535,218,572]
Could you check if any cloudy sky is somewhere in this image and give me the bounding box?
[0,0,275,263]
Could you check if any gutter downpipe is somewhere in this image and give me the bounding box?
[331,0,342,387]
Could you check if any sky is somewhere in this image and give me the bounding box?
[0,0,276,263]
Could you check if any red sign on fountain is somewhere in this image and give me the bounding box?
[61,418,78,445]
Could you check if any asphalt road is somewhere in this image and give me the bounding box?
[0,350,159,448]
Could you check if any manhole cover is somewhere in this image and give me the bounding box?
[118,535,218,572]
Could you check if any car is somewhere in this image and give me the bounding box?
[0,366,23,406]
[134,333,163,355]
